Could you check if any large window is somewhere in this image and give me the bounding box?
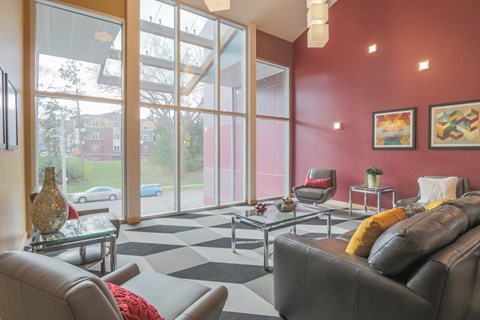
[256,61,290,199]
[35,3,124,218]
[139,0,246,216]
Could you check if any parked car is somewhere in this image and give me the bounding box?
[72,186,121,203]
[140,184,163,197]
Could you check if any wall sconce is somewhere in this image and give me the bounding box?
[419,60,430,71]
[368,44,377,54]
[204,0,230,12]
[307,0,329,48]
[333,122,342,130]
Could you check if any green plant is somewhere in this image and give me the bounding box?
[366,165,383,175]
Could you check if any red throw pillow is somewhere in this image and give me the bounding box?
[67,203,79,220]
[304,177,332,189]
[105,282,164,320]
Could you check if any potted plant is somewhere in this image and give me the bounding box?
[365,165,383,188]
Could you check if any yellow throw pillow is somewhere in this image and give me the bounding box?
[424,198,453,211]
[346,208,406,257]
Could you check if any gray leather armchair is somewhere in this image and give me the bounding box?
[396,175,470,207]
[0,251,228,320]
[292,168,337,204]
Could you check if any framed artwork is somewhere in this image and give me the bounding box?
[0,68,5,149]
[372,107,416,150]
[429,100,480,150]
[5,74,18,150]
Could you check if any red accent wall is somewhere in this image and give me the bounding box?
[293,0,480,207]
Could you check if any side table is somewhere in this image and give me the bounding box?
[348,185,396,215]
[30,216,117,274]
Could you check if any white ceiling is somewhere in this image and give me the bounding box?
[180,0,338,43]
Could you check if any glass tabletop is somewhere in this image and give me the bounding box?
[232,203,334,227]
[31,216,116,246]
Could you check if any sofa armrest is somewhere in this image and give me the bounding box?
[175,285,228,320]
[274,234,434,320]
[102,263,140,285]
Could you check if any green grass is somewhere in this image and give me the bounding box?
[65,159,203,195]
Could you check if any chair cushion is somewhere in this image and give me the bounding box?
[106,282,164,320]
[368,204,469,276]
[304,177,331,188]
[346,208,406,257]
[295,187,326,200]
[418,177,457,203]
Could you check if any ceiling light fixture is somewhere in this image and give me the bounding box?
[307,0,329,48]
[204,0,230,12]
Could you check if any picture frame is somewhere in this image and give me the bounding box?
[429,100,480,150]
[5,74,18,150]
[372,107,416,150]
[0,68,5,149]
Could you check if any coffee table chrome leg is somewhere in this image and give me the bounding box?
[231,216,236,253]
[263,228,269,271]
[392,190,396,208]
[327,213,331,238]
[110,234,117,272]
[100,240,106,274]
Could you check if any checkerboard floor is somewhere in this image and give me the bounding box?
[91,202,369,319]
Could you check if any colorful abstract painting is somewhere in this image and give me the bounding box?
[429,100,480,149]
[373,107,416,149]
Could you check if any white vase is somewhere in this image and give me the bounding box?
[31,167,68,234]
[367,174,381,188]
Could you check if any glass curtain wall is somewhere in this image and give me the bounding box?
[35,2,124,218]
[139,0,245,216]
[256,61,290,199]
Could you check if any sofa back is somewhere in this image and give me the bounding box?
[0,251,122,320]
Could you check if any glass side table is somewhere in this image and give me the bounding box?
[30,215,117,273]
[348,185,396,216]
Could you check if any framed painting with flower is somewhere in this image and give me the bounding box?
[372,107,416,150]
[429,100,480,150]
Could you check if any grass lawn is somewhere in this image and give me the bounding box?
[65,159,203,195]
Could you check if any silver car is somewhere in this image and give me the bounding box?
[72,186,121,203]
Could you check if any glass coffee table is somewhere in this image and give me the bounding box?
[231,203,341,271]
[30,216,117,274]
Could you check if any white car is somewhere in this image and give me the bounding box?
[72,186,121,203]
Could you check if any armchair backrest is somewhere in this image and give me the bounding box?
[422,176,470,198]
[0,251,122,320]
[308,168,337,189]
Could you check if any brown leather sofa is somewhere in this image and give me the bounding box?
[0,251,228,320]
[274,194,480,320]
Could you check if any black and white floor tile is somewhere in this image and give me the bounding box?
[94,202,369,319]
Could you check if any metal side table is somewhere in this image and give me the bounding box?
[348,185,396,215]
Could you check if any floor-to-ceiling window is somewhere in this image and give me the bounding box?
[35,2,124,218]
[139,0,246,216]
[256,61,290,199]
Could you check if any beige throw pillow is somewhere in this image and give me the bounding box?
[418,177,457,203]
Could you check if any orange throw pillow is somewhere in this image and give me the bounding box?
[346,208,406,257]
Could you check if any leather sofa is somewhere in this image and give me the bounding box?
[0,251,228,320]
[274,195,480,320]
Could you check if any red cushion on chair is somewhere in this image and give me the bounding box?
[67,204,79,220]
[304,177,332,189]
[105,282,164,320]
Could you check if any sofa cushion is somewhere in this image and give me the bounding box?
[424,198,452,211]
[304,177,331,188]
[346,208,406,257]
[368,204,468,276]
[418,177,457,203]
[106,282,164,320]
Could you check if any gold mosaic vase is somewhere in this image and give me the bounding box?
[31,167,68,234]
